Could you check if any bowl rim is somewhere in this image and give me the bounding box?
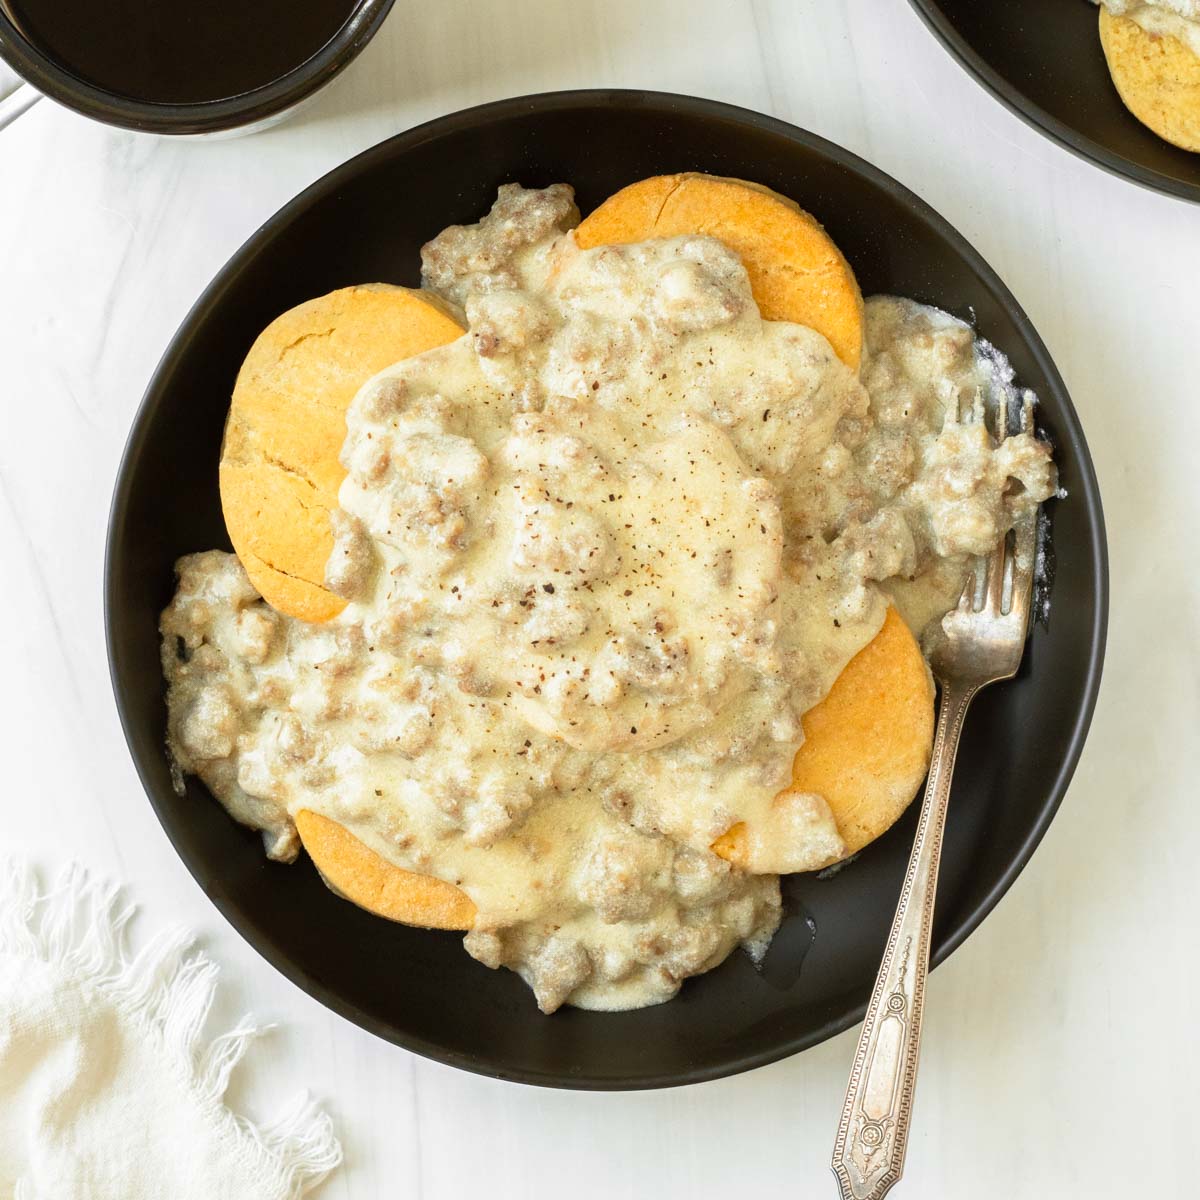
[0,0,395,134]
[907,0,1200,206]
[104,88,1109,1089]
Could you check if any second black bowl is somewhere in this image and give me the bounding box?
[106,90,1107,1089]
[910,0,1200,203]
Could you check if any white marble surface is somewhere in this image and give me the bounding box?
[1,2,1196,1195]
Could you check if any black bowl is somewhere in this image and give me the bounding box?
[105,90,1108,1090]
[910,0,1200,204]
[0,0,394,135]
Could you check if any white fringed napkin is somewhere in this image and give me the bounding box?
[0,862,341,1199]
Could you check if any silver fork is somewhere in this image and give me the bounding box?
[831,398,1040,1200]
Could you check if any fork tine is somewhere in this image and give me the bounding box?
[994,391,1011,443]
[956,569,977,613]
[1007,514,1037,626]
[984,538,1007,613]
[1019,392,1035,435]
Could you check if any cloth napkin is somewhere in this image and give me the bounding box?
[0,862,341,1199]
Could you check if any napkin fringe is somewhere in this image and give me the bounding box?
[0,861,341,1199]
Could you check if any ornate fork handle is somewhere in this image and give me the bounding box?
[831,680,976,1200]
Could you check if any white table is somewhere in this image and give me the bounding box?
[1,2,1195,1195]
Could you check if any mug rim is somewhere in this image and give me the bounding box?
[0,0,395,134]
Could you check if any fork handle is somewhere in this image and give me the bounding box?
[831,680,977,1200]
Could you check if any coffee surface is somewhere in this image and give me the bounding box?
[7,0,360,104]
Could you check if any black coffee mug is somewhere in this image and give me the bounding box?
[0,0,394,136]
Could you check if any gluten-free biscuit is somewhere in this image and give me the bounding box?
[296,808,477,930]
[1100,8,1200,152]
[220,284,464,623]
[712,607,934,870]
[574,173,865,369]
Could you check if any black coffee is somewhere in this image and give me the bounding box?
[6,0,361,104]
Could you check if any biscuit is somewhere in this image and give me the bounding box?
[711,607,935,870]
[1099,9,1200,152]
[295,808,476,930]
[219,284,465,623]
[574,173,865,369]
[302,609,934,923]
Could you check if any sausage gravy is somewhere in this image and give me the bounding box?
[160,185,1055,1012]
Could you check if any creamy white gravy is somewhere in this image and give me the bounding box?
[1095,0,1200,56]
[161,184,1055,1013]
